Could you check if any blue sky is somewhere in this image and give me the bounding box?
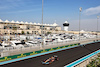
[0,0,100,31]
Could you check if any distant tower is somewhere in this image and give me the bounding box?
[63,21,69,31]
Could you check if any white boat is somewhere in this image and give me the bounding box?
[9,41,25,49]
[26,41,38,46]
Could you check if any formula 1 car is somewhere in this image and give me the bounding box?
[41,55,59,65]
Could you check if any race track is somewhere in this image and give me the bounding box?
[1,42,100,67]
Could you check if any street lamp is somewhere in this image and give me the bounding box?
[41,0,44,49]
[79,7,82,43]
[97,16,99,38]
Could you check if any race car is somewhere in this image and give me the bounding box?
[41,55,59,65]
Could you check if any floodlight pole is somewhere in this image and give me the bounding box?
[41,0,44,48]
[79,7,82,44]
[97,16,99,38]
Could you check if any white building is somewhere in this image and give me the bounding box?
[63,21,69,31]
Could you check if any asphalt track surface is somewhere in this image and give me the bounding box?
[1,42,100,67]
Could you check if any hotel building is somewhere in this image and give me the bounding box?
[0,19,61,35]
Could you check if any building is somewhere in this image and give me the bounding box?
[63,21,69,31]
[0,19,61,35]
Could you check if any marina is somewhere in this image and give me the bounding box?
[0,32,100,58]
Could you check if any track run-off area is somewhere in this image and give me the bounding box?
[1,42,100,67]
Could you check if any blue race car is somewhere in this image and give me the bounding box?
[41,55,59,65]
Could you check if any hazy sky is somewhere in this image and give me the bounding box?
[0,0,100,31]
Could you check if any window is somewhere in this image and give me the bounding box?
[50,28,52,30]
[9,27,12,29]
[4,26,7,29]
[27,28,30,29]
